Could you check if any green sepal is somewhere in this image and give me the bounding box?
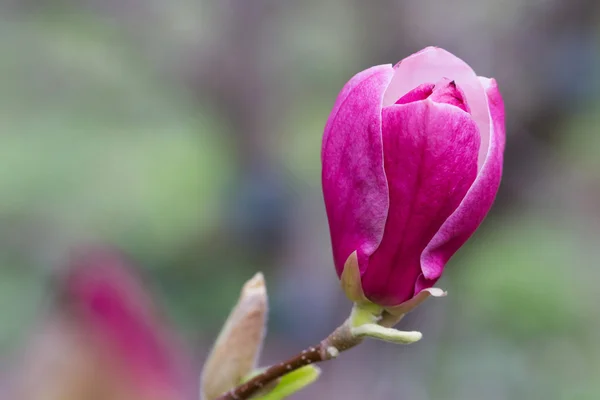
[350,323,422,344]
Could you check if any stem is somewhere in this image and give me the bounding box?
[214,343,326,400]
[214,303,381,400]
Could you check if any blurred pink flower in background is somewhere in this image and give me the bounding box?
[12,247,194,400]
[322,47,505,307]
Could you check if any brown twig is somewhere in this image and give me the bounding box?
[215,323,362,400]
[215,344,325,400]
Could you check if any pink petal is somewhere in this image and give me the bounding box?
[322,65,395,275]
[383,47,490,169]
[479,77,506,153]
[361,99,480,306]
[418,78,505,292]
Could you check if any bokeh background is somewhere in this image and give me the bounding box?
[1,0,599,399]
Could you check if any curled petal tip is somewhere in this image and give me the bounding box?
[424,287,447,297]
[383,287,447,318]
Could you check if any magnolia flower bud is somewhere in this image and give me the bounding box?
[200,273,268,400]
[322,47,505,309]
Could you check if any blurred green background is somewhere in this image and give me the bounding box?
[1,1,600,399]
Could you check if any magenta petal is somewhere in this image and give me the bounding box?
[430,78,470,113]
[419,78,505,290]
[322,64,395,275]
[361,100,480,306]
[395,82,435,105]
